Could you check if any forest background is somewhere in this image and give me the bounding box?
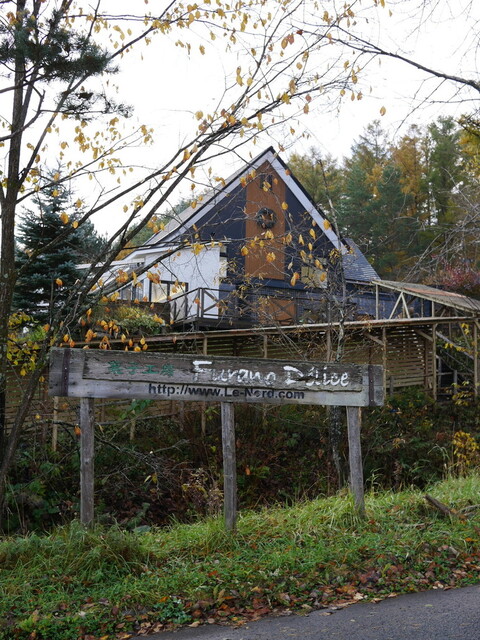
[2,0,480,535]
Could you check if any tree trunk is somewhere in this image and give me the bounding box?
[0,1,29,519]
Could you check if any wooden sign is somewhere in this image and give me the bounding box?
[49,348,384,407]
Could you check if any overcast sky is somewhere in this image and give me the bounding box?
[64,0,480,235]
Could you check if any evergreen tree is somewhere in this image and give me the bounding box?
[13,176,106,322]
[338,121,411,276]
[427,116,466,226]
[288,149,343,213]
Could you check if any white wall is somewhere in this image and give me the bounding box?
[134,244,222,320]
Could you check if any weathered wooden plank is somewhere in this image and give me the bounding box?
[49,349,384,407]
[81,351,365,390]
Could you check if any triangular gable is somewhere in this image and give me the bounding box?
[145,147,349,254]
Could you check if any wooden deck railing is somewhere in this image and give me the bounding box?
[169,286,330,328]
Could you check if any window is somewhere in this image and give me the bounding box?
[150,280,186,302]
[259,173,273,191]
[119,281,144,301]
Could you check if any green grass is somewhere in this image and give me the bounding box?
[1,474,480,639]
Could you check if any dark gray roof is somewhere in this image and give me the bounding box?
[342,239,379,283]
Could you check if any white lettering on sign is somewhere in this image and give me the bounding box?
[192,360,350,389]
[283,365,349,387]
[193,360,277,386]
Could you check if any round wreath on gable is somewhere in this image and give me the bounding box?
[255,207,276,229]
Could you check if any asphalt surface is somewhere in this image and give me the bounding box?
[132,585,480,640]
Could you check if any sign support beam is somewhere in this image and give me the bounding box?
[221,402,237,531]
[80,397,95,527]
[346,406,365,516]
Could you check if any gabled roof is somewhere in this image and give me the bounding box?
[343,238,379,283]
[145,147,349,254]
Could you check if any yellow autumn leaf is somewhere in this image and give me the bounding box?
[323,220,331,230]
[380,105,387,116]
[241,246,249,256]
[56,278,63,286]
[281,202,288,210]
[60,212,69,224]
[72,220,78,229]
[266,252,276,262]
[309,228,316,239]
[75,199,82,208]
[290,272,299,286]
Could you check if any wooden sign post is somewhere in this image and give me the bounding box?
[49,349,384,529]
[80,398,95,527]
[346,406,365,516]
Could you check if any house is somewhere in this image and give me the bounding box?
[99,147,382,329]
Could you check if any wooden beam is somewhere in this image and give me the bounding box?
[52,396,59,452]
[80,397,95,527]
[388,295,402,319]
[400,292,411,318]
[415,328,433,343]
[474,322,478,398]
[364,332,384,347]
[346,406,365,517]
[382,327,387,393]
[432,324,437,399]
[201,336,208,436]
[221,402,237,532]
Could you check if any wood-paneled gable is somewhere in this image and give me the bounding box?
[244,161,286,280]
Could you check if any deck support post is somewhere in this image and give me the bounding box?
[382,327,387,393]
[474,322,478,398]
[52,396,59,452]
[201,337,208,436]
[263,334,268,358]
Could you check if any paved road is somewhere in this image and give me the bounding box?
[132,585,480,640]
